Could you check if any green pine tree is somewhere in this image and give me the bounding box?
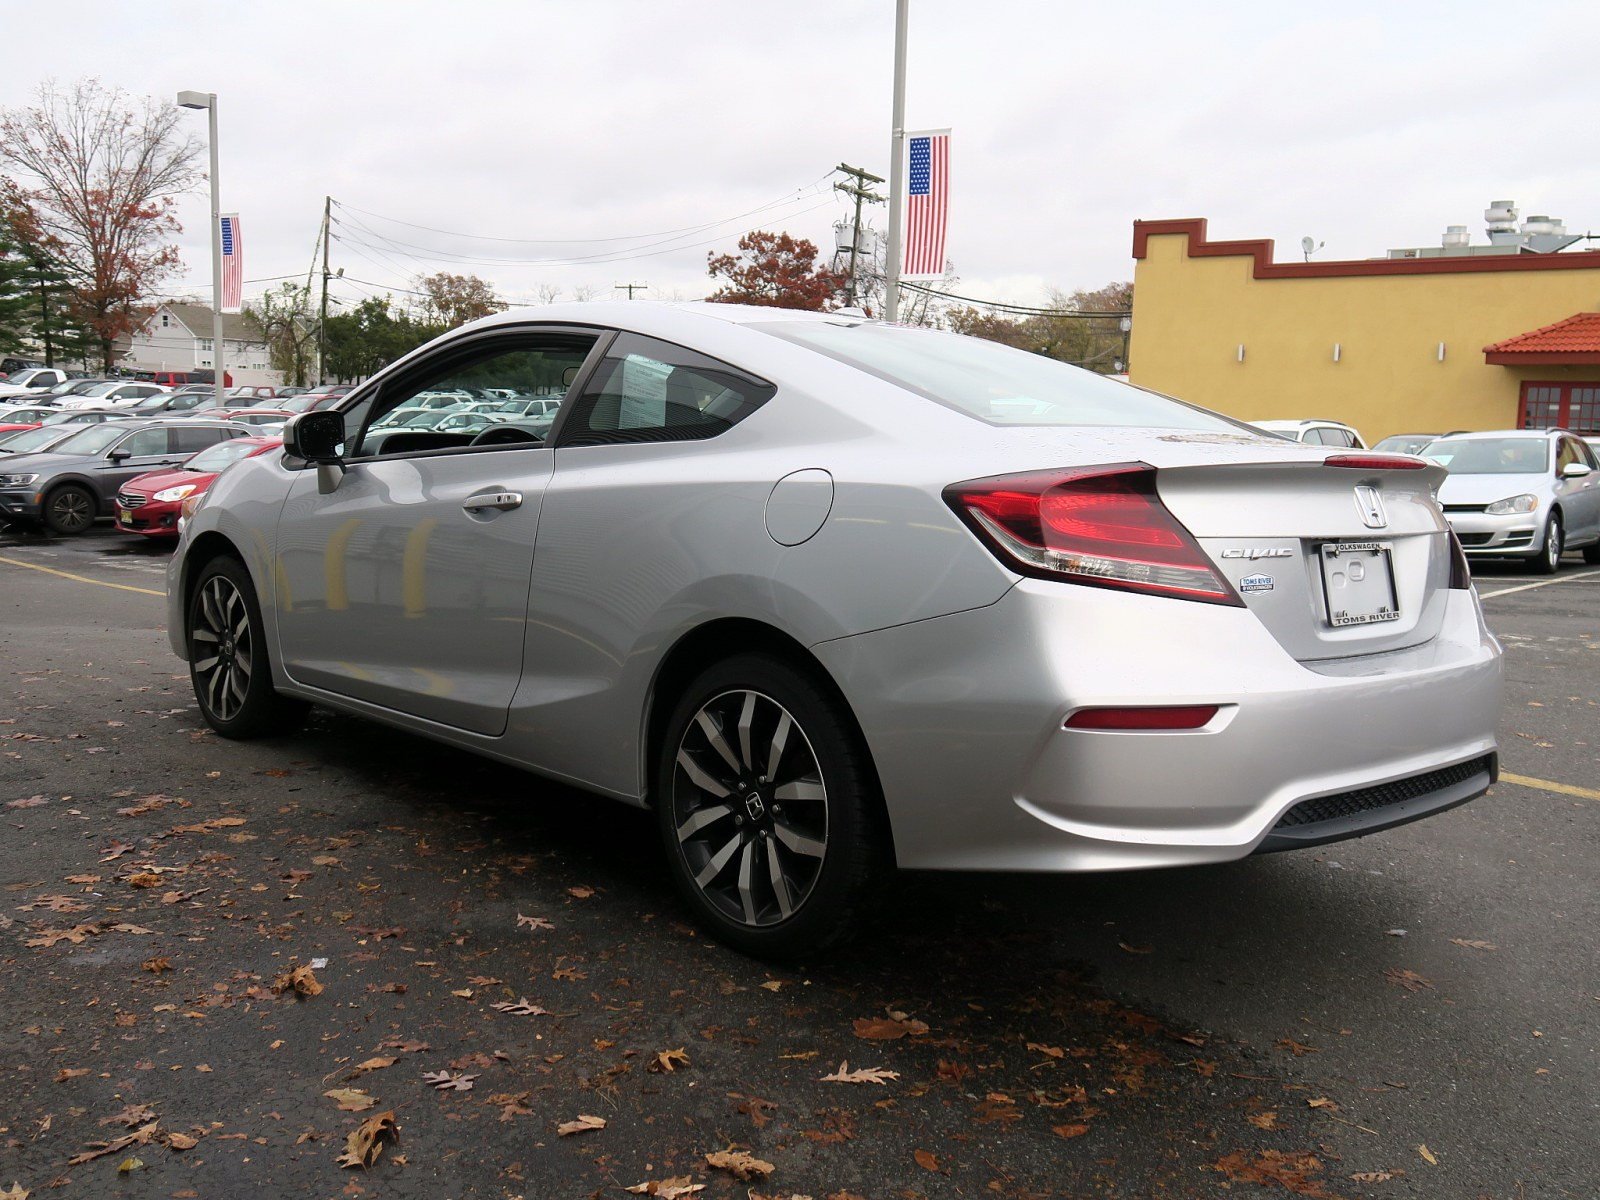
[0,231,36,357]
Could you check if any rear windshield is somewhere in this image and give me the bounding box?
[755,321,1237,430]
[1423,437,1550,474]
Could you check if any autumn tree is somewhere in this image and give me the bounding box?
[248,282,319,387]
[707,230,847,311]
[415,272,505,328]
[945,281,1133,374]
[0,80,203,371]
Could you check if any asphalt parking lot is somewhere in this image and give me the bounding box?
[1,523,1596,1200]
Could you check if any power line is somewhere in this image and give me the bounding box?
[898,280,1130,318]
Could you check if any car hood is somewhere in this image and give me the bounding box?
[1436,472,1550,504]
[123,467,216,497]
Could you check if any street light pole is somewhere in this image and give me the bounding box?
[883,0,909,323]
[177,91,225,408]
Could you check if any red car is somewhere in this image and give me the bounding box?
[0,403,59,434]
[114,435,282,539]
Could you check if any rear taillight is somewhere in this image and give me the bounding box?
[1324,454,1428,470]
[943,464,1242,606]
[1065,705,1220,730]
[1447,528,1471,590]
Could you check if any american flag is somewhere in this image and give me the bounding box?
[219,214,242,312]
[901,130,950,280]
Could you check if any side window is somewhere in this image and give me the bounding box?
[354,335,596,458]
[117,428,169,457]
[1334,428,1358,448]
[171,426,227,455]
[560,333,774,448]
[1555,437,1584,474]
[1302,428,1329,445]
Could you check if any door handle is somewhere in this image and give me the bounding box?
[463,490,523,513]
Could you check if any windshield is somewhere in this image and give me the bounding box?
[187,439,268,472]
[50,423,130,455]
[1,425,74,452]
[78,381,119,397]
[757,321,1236,430]
[1424,437,1550,474]
[1375,435,1435,454]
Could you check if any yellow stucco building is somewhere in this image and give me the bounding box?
[1127,218,1600,443]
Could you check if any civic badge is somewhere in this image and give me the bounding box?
[1239,572,1274,594]
[1354,485,1387,529]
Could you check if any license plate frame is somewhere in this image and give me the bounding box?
[1319,540,1400,627]
[118,508,133,524]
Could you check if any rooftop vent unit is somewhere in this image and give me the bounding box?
[1442,225,1470,248]
[1485,200,1521,246]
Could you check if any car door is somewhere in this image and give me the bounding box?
[272,327,602,737]
[1556,435,1600,540]
[95,426,189,501]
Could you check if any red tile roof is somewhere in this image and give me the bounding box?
[1484,312,1600,360]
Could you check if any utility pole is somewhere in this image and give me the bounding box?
[834,163,885,308]
[35,264,53,368]
[884,0,910,322]
[614,282,648,299]
[317,195,331,384]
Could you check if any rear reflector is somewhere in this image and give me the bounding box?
[1065,705,1220,731]
[943,463,1241,605]
[1323,454,1427,470]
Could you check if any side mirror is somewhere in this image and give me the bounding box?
[109,448,131,461]
[1560,461,1592,479]
[285,410,346,463]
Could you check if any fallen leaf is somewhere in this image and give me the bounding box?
[1247,1110,1279,1130]
[142,957,171,974]
[705,1149,774,1181]
[355,1056,397,1072]
[100,1104,156,1128]
[1026,1042,1065,1059]
[556,1113,606,1137]
[1418,1144,1438,1166]
[1449,938,1497,951]
[624,1178,704,1198]
[913,1149,939,1171]
[1385,968,1434,993]
[649,1047,691,1073]
[852,1016,928,1040]
[324,1088,377,1112]
[56,1068,90,1082]
[1350,1170,1399,1183]
[421,1070,477,1092]
[491,997,550,1017]
[166,1131,200,1151]
[116,1156,144,1174]
[5,795,48,809]
[1307,1097,1339,1111]
[1211,1150,1333,1198]
[68,1121,159,1166]
[1118,941,1154,954]
[25,924,99,948]
[0,1183,28,1199]
[450,988,475,999]
[759,980,784,992]
[516,913,554,931]
[1276,1037,1319,1056]
[1052,1123,1090,1139]
[336,1110,398,1169]
[568,885,595,899]
[273,964,323,997]
[820,1061,898,1086]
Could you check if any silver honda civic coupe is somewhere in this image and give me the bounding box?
[167,302,1503,957]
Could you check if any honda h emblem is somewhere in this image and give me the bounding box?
[1353,485,1387,529]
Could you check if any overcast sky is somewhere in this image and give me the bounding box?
[4,0,1597,315]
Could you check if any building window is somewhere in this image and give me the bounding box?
[198,338,214,352]
[161,314,170,328]
[1519,382,1600,436]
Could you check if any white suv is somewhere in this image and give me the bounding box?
[1254,419,1367,449]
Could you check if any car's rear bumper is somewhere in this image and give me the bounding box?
[813,580,1503,872]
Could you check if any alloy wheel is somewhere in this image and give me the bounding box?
[49,489,93,533]
[191,575,253,722]
[1546,520,1562,570]
[671,689,828,928]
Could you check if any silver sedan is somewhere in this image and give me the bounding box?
[167,303,1503,957]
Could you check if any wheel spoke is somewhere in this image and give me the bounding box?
[201,583,222,631]
[773,819,825,859]
[694,833,743,889]
[695,710,742,776]
[676,802,734,842]
[193,655,219,674]
[676,749,731,798]
[737,840,757,925]
[228,665,247,703]
[765,838,793,919]
[773,780,824,803]
[765,711,791,780]
[736,691,757,774]
[234,647,252,679]
[192,628,219,644]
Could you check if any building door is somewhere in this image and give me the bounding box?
[1518,382,1600,435]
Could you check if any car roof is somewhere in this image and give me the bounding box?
[1429,429,1564,440]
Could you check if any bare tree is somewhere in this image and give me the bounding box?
[570,284,597,303]
[0,79,203,370]
[536,283,562,305]
[247,282,318,387]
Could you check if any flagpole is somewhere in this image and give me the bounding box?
[206,96,225,406]
[884,0,909,323]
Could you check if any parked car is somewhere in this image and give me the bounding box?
[1,357,48,376]
[1373,433,1440,455]
[227,386,280,402]
[166,302,1504,957]
[188,408,291,432]
[0,424,91,457]
[1423,429,1600,573]
[116,435,283,539]
[271,387,352,413]
[1253,419,1367,448]
[0,367,71,399]
[0,418,248,534]
[57,381,171,410]
[0,404,61,433]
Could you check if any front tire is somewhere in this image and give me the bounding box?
[655,653,886,960]
[187,556,309,738]
[42,484,96,535]
[1527,513,1563,574]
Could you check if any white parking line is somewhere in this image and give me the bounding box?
[1478,568,1600,599]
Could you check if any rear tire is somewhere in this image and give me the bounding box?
[1584,540,1600,565]
[655,653,886,960]
[1526,514,1563,574]
[42,484,96,536]
[187,556,309,738]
